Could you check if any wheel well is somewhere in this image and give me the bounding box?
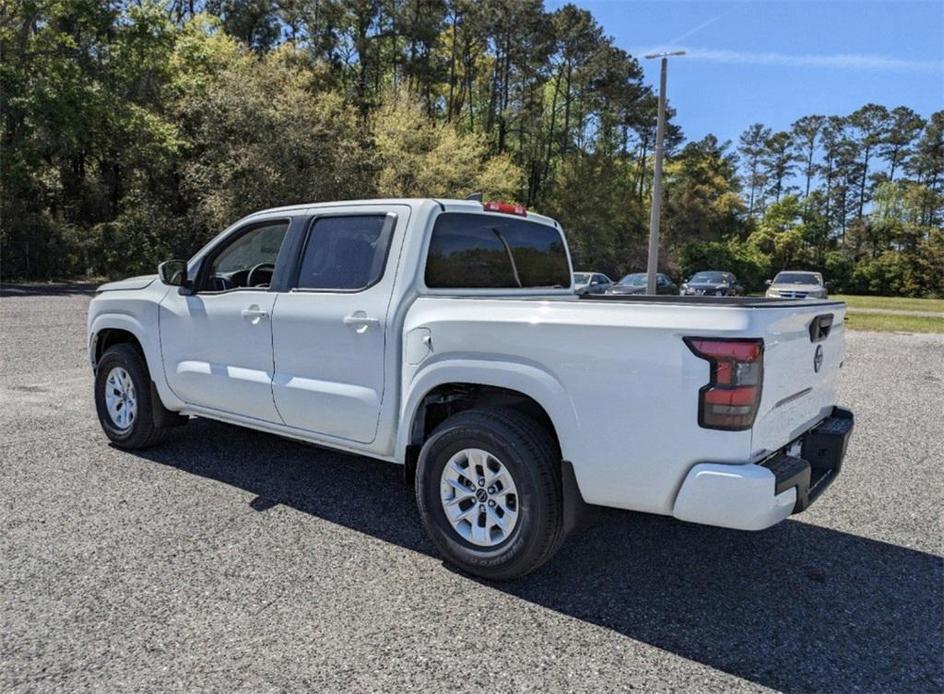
[404,383,587,533]
[94,329,144,368]
[407,384,561,470]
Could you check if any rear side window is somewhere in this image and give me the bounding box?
[425,213,570,289]
[295,215,392,291]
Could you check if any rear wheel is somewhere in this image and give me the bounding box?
[415,408,564,580]
[94,343,174,449]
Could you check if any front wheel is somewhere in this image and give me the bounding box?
[94,343,174,449]
[415,408,564,580]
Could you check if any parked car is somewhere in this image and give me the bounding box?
[605,272,677,295]
[573,271,612,295]
[766,271,829,299]
[88,198,852,580]
[680,270,744,297]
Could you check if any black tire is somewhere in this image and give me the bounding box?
[94,343,172,449]
[415,408,564,580]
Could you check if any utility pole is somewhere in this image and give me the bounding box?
[643,50,685,295]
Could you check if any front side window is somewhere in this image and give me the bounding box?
[295,215,392,291]
[205,221,289,291]
[425,213,570,289]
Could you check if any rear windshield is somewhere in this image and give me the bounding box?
[425,213,570,289]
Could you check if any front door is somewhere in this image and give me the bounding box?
[159,219,291,422]
[271,207,406,443]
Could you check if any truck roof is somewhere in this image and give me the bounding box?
[244,198,560,228]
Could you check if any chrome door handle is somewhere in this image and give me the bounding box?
[241,306,269,321]
[343,313,381,328]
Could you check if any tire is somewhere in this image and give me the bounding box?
[415,408,564,580]
[94,343,172,449]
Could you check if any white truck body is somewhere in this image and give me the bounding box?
[88,198,851,538]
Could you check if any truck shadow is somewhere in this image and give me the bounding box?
[130,418,942,693]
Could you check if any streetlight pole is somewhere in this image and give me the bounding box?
[643,50,685,295]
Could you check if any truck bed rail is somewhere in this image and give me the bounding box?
[580,294,845,308]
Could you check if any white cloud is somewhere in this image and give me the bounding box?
[637,47,942,74]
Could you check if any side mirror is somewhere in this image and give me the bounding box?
[158,260,191,290]
[765,279,772,286]
[825,280,834,289]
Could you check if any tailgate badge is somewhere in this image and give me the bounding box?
[813,345,824,373]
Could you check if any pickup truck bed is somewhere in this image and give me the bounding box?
[403,291,847,516]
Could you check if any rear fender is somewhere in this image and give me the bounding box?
[398,359,580,464]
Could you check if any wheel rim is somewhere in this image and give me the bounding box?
[440,448,519,548]
[104,366,137,431]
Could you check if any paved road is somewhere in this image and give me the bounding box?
[2,287,942,693]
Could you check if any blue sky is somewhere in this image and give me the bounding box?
[545,0,944,147]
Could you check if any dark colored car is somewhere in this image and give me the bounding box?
[573,271,613,295]
[680,270,744,297]
[605,272,678,296]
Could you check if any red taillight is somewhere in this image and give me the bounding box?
[685,337,764,431]
[483,201,527,216]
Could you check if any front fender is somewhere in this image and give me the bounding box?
[88,308,183,411]
[398,358,581,463]
[88,312,150,367]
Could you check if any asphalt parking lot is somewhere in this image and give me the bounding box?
[2,285,942,693]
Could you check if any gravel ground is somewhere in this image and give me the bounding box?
[2,286,942,693]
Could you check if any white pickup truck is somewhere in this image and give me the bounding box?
[88,198,854,579]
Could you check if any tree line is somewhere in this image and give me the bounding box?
[679,107,943,295]
[2,0,942,295]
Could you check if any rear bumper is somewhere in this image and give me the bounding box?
[672,407,854,531]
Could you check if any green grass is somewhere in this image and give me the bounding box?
[844,312,944,333]
[832,294,944,313]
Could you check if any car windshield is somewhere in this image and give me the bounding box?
[690,272,726,283]
[618,274,646,286]
[775,272,821,285]
[573,273,590,284]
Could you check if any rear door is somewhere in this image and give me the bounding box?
[749,302,847,457]
[270,205,408,444]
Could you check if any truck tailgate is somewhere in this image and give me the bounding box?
[750,302,847,459]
